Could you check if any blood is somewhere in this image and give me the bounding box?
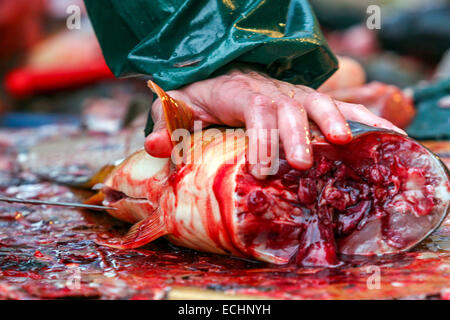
[0,187,448,300]
[231,134,440,267]
[0,179,448,300]
[0,126,448,299]
[212,164,242,254]
[336,200,371,235]
[297,178,318,204]
[247,190,269,215]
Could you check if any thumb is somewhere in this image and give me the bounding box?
[144,99,173,158]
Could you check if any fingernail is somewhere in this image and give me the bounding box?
[249,164,267,180]
[328,123,352,143]
[290,146,312,170]
[393,126,408,136]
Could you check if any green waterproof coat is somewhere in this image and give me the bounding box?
[84,0,337,91]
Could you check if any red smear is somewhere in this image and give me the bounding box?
[0,128,448,300]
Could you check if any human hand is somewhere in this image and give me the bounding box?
[145,70,405,179]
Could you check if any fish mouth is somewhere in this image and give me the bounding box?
[101,186,154,223]
[102,187,148,204]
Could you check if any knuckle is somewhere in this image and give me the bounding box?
[296,84,314,93]
[304,91,322,105]
[276,96,296,109]
[229,73,249,83]
[228,70,244,77]
[217,77,249,92]
[247,70,264,79]
[250,94,272,107]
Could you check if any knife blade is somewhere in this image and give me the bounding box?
[0,196,115,211]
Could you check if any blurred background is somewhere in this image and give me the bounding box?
[0,0,150,131]
[0,0,448,157]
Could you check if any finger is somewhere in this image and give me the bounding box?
[244,78,314,170]
[277,97,313,170]
[243,93,279,179]
[184,76,280,179]
[336,101,407,135]
[145,89,211,158]
[144,98,173,158]
[296,91,352,144]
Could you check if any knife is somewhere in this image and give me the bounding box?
[0,196,115,211]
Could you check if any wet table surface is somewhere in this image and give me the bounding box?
[0,127,449,300]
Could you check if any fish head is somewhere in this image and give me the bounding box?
[101,149,171,223]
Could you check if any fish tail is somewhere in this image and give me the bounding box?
[97,207,168,249]
[147,80,194,144]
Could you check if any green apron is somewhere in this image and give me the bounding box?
[84,0,337,91]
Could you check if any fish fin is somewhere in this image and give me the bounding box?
[79,164,116,189]
[97,208,167,249]
[147,80,194,145]
[84,191,104,206]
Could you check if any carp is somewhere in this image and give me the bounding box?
[90,81,450,267]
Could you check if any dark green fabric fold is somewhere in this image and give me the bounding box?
[85,0,337,90]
